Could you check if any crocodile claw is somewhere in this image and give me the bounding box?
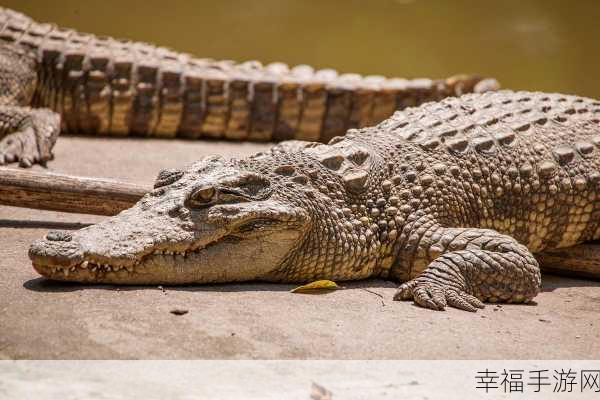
[394,279,485,312]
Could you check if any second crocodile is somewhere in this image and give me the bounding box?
[0,7,497,167]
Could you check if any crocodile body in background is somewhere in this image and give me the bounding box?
[0,7,498,167]
[29,90,600,312]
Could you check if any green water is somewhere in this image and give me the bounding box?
[7,0,600,98]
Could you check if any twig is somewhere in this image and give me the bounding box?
[362,288,386,306]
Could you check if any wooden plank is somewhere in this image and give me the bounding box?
[0,167,149,216]
[538,241,600,280]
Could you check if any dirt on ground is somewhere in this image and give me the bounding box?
[1,136,599,359]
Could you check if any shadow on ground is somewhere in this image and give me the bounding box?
[23,277,396,294]
[23,274,599,295]
[0,219,91,230]
[541,274,600,292]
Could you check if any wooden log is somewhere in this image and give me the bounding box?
[0,167,149,216]
[538,241,600,280]
[0,167,598,279]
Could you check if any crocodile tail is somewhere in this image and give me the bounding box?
[0,7,499,141]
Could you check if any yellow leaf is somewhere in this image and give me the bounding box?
[291,280,340,293]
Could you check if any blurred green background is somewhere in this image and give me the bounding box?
[6,0,600,97]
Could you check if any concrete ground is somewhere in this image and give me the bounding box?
[1,136,599,359]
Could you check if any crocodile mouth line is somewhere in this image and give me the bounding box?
[33,244,213,277]
[33,219,295,278]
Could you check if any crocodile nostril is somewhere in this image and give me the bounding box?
[46,230,72,242]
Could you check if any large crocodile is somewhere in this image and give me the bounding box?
[29,90,600,311]
[0,7,497,167]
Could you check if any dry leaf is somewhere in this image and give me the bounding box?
[291,280,340,293]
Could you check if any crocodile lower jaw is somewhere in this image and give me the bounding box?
[32,245,209,280]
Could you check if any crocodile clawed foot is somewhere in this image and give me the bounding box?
[0,108,60,168]
[0,127,40,167]
[394,278,485,312]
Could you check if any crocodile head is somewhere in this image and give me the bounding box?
[28,155,313,284]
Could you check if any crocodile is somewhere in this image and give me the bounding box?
[0,7,498,167]
[29,90,600,311]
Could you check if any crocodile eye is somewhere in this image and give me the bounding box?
[188,186,216,207]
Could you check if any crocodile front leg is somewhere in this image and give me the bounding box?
[0,106,60,167]
[394,226,541,312]
[0,45,60,167]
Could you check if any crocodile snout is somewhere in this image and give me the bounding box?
[29,235,84,269]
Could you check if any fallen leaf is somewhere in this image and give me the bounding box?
[291,280,340,294]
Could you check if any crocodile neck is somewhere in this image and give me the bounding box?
[0,7,498,142]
